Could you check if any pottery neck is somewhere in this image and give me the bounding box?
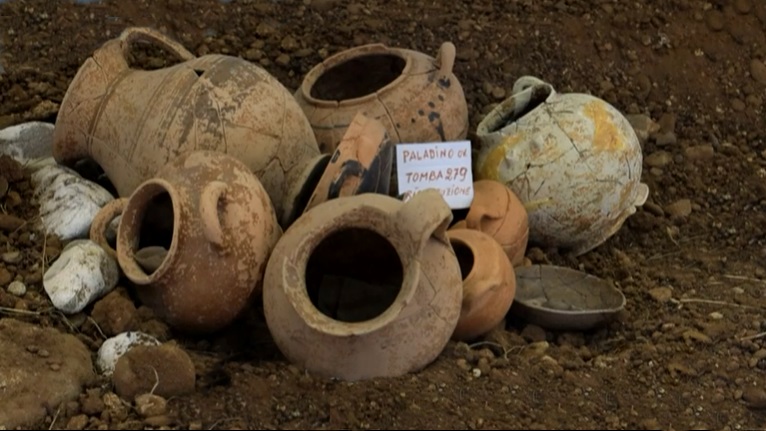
[476,78,556,137]
[117,178,181,286]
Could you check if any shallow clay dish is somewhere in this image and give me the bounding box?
[511,265,625,331]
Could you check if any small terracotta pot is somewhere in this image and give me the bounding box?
[294,42,469,154]
[91,151,281,334]
[302,112,394,213]
[263,189,462,381]
[451,180,529,266]
[448,229,516,341]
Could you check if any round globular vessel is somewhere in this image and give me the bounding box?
[474,76,649,256]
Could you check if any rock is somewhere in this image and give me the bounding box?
[1,250,21,264]
[654,132,677,146]
[732,99,746,111]
[0,121,55,163]
[643,201,664,217]
[684,145,715,162]
[0,213,25,231]
[0,318,95,429]
[520,324,547,343]
[135,393,168,417]
[43,239,119,314]
[683,329,712,344]
[113,343,196,400]
[742,387,766,409]
[280,35,300,51]
[626,114,659,145]
[648,287,673,303]
[7,280,26,296]
[645,151,673,168]
[491,87,506,100]
[751,59,766,85]
[665,199,692,218]
[705,10,725,31]
[521,341,550,358]
[735,0,752,14]
[31,165,115,240]
[91,290,140,336]
[709,311,724,320]
[102,392,129,422]
[276,53,291,66]
[81,388,105,415]
[65,414,89,430]
[96,331,161,376]
[0,267,11,286]
[748,349,766,368]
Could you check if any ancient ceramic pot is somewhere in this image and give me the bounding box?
[263,189,462,381]
[451,180,529,267]
[90,150,282,334]
[53,26,328,227]
[474,76,649,256]
[294,42,469,153]
[302,112,394,213]
[448,229,516,341]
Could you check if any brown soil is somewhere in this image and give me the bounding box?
[2,0,766,429]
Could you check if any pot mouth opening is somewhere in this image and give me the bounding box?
[484,85,553,134]
[308,53,407,102]
[120,179,179,284]
[305,226,404,323]
[450,239,474,281]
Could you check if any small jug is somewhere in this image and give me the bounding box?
[263,189,462,381]
[91,151,282,334]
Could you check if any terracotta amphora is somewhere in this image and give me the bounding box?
[90,151,282,334]
[451,180,529,267]
[294,42,469,154]
[447,229,516,341]
[53,26,328,228]
[263,189,463,381]
[302,112,394,213]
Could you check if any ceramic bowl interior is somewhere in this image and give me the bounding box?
[510,264,626,331]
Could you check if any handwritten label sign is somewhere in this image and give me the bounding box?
[396,140,474,209]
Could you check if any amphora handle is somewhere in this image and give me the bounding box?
[396,189,453,255]
[199,181,228,249]
[89,198,128,259]
[436,42,456,77]
[118,27,197,64]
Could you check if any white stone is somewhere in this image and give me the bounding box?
[96,332,161,376]
[31,165,115,240]
[7,280,26,297]
[0,122,55,163]
[43,239,119,314]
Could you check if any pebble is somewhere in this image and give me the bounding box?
[665,199,693,218]
[683,329,712,344]
[735,0,752,14]
[0,267,11,286]
[626,114,658,144]
[520,324,547,343]
[709,311,724,320]
[96,331,161,376]
[113,343,197,400]
[751,59,766,85]
[102,392,129,422]
[749,349,766,368]
[1,250,21,264]
[280,35,299,52]
[705,10,725,31]
[731,99,746,111]
[643,201,664,217]
[7,280,26,296]
[135,393,168,418]
[65,414,89,430]
[275,54,291,66]
[645,151,673,168]
[491,87,506,100]
[648,287,673,303]
[654,132,677,147]
[742,387,766,409]
[684,145,715,162]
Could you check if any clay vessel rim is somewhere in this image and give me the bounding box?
[475,81,556,138]
[446,231,477,283]
[285,209,419,336]
[117,177,181,285]
[298,43,413,108]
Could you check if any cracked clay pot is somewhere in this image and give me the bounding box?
[474,76,649,256]
[90,150,282,334]
[294,42,469,154]
[448,229,516,342]
[451,180,529,267]
[263,189,463,381]
[53,27,328,228]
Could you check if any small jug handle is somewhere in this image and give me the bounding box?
[396,189,453,254]
[464,205,504,231]
[118,27,197,65]
[199,181,228,249]
[89,198,128,260]
[436,42,456,77]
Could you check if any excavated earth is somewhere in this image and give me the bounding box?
[2,0,766,429]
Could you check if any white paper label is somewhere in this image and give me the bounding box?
[396,140,474,209]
